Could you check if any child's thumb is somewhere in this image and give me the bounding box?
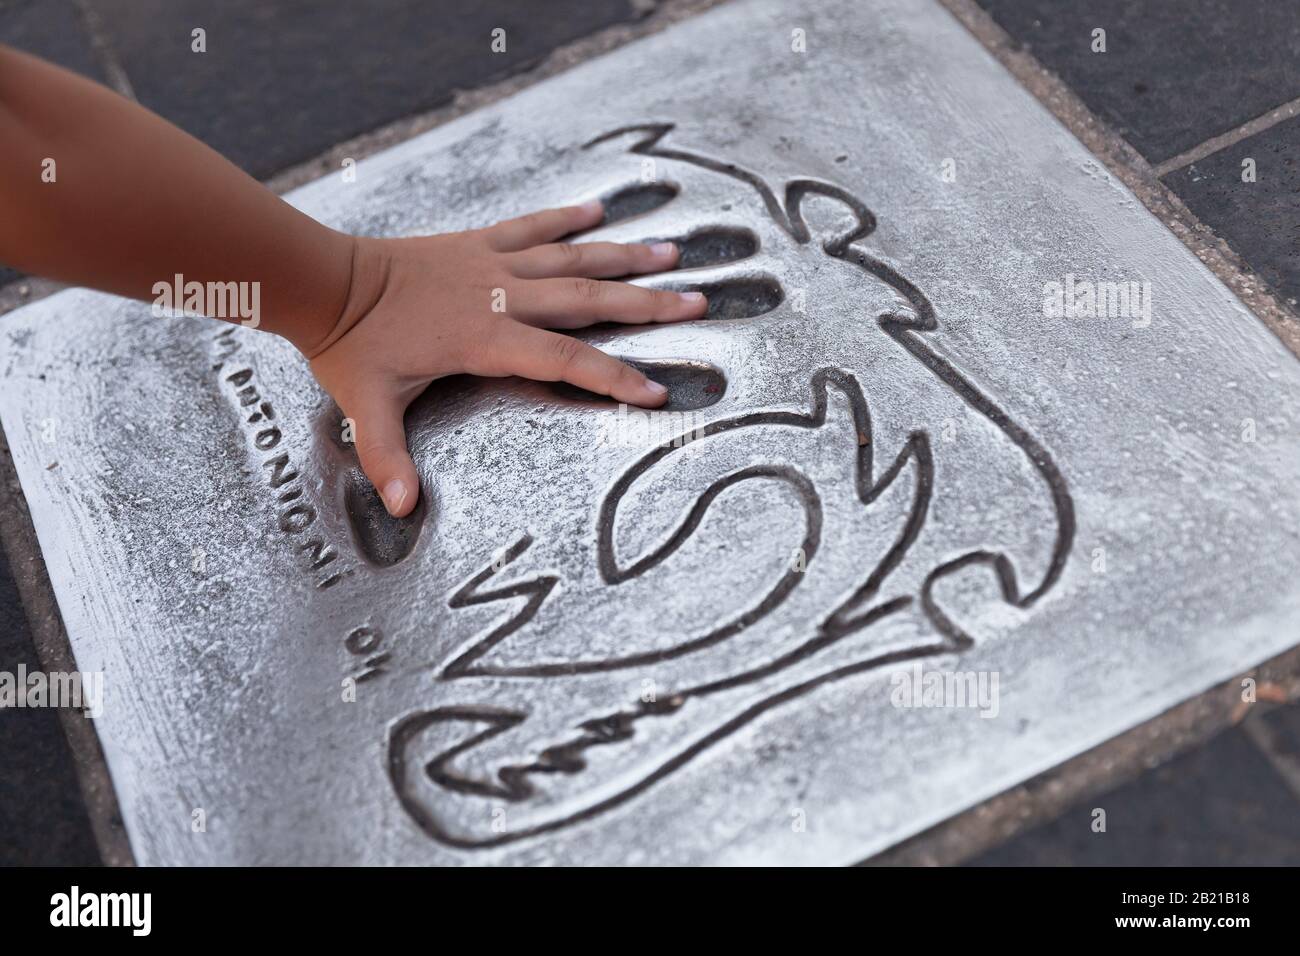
[352,403,419,518]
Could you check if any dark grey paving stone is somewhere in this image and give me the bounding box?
[1162,115,1300,308]
[0,541,101,866]
[1259,699,1300,763]
[976,0,1300,165]
[91,0,647,180]
[0,0,106,82]
[969,726,1300,866]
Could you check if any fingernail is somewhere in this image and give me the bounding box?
[645,379,668,397]
[679,291,706,304]
[382,478,409,514]
[581,199,604,216]
[651,242,677,257]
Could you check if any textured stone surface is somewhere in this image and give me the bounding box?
[1162,115,1300,308]
[0,0,105,84]
[970,723,1300,866]
[91,0,647,180]
[2,0,1300,865]
[975,0,1300,165]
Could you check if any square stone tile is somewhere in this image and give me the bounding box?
[977,0,1300,165]
[90,0,646,180]
[1256,701,1300,771]
[3,0,1300,865]
[1162,115,1300,308]
[0,0,105,84]
[969,725,1300,866]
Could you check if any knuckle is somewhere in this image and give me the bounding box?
[464,320,507,375]
[461,345,491,376]
[555,242,584,270]
[354,433,384,458]
[572,277,604,304]
[648,288,677,315]
[546,334,584,370]
[355,431,396,464]
[616,362,643,387]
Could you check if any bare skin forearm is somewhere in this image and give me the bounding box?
[0,43,709,517]
[0,43,350,351]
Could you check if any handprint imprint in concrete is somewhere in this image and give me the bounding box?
[387,124,1075,848]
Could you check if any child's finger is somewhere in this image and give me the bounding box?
[497,324,668,406]
[508,241,678,279]
[351,400,420,518]
[485,201,604,252]
[513,278,706,328]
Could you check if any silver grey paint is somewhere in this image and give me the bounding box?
[2,0,1299,865]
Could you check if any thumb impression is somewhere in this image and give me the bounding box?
[352,402,420,517]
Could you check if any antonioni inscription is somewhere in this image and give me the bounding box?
[210,326,392,688]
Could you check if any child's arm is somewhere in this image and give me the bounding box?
[0,44,705,515]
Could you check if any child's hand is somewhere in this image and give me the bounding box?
[0,49,703,519]
[304,201,707,517]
